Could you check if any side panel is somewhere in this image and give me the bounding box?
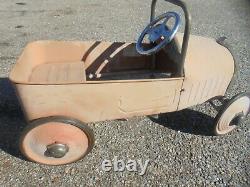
[177,35,234,110]
[15,79,183,123]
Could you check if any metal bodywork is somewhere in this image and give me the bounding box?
[9,33,234,123]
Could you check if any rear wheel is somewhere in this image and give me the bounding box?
[214,92,250,135]
[20,116,94,165]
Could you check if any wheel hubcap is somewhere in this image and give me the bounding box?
[45,142,69,158]
[230,113,245,126]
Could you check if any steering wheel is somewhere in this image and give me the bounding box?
[136,11,181,55]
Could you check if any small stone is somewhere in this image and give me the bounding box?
[70,168,76,175]
[50,174,59,183]
[16,2,26,5]
[65,167,71,174]
[15,25,24,29]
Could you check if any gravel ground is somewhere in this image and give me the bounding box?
[0,0,249,186]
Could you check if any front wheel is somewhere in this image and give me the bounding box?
[214,92,250,135]
[20,116,94,165]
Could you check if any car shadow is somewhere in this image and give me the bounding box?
[149,109,215,136]
[0,78,26,159]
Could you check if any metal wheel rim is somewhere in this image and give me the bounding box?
[215,92,250,135]
[20,116,94,165]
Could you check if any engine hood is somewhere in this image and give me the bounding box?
[176,34,235,109]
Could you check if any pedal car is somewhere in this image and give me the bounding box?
[9,0,250,165]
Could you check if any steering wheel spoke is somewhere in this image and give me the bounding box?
[148,25,165,43]
[162,28,172,41]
